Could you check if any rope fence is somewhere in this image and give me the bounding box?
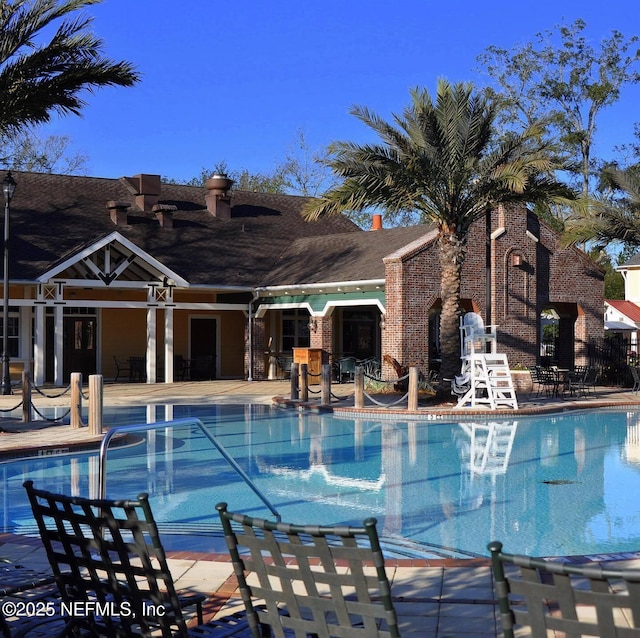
[290,362,423,411]
[2,371,104,434]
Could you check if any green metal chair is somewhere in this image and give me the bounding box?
[24,481,255,637]
[216,502,401,637]
[489,540,640,637]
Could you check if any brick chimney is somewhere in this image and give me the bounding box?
[107,200,131,226]
[121,174,161,212]
[371,213,383,230]
[153,204,176,229]
[205,174,234,219]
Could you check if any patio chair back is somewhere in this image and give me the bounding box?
[113,355,131,382]
[460,312,497,356]
[24,480,189,637]
[489,540,640,637]
[338,356,357,383]
[582,366,599,396]
[216,502,401,637]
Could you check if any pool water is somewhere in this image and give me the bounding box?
[2,404,640,559]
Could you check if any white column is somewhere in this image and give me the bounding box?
[164,307,174,383]
[146,306,157,383]
[54,305,63,386]
[19,306,31,374]
[33,305,45,385]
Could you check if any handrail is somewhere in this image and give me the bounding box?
[98,417,281,521]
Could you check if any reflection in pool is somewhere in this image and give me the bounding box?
[2,404,640,558]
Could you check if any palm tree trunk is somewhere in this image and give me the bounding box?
[438,231,466,382]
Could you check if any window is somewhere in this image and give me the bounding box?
[0,312,19,358]
[282,309,310,351]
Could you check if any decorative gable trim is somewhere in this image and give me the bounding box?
[37,231,189,287]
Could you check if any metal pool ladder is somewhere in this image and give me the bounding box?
[98,417,281,521]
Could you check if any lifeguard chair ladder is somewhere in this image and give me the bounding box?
[454,313,518,410]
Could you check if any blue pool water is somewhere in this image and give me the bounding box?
[2,404,640,559]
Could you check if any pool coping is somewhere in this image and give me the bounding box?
[273,394,640,419]
[4,531,640,568]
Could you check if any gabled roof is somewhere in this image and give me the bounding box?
[605,299,640,322]
[261,225,436,286]
[40,232,189,287]
[6,171,359,287]
[618,253,640,269]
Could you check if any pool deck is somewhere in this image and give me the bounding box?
[2,380,640,636]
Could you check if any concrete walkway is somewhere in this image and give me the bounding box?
[2,379,640,636]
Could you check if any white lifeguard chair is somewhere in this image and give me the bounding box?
[453,313,518,410]
[460,312,498,357]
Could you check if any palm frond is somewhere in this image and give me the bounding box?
[0,0,139,135]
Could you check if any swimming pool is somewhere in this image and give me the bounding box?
[2,404,640,559]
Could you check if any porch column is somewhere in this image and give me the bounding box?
[54,305,63,386]
[146,307,157,383]
[574,309,588,368]
[248,316,266,380]
[33,305,45,386]
[164,307,174,383]
[310,315,333,365]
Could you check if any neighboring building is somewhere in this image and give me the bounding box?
[604,256,640,352]
[1,170,604,385]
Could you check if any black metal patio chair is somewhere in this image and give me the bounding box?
[216,502,401,637]
[489,540,640,637]
[23,481,259,637]
[0,563,59,638]
[112,356,131,383]
[580,366,600,397]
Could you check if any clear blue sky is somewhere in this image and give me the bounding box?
[43,0,640,183]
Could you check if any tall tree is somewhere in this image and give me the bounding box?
[1,129,88,173]
[278,129,336,197]
[564,165,640,250]
[478,19,640,198]
[303,80,575,381]
[0,0,139,137]
[167,161,288,193]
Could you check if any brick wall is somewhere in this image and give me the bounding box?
[310,316,333,364]
[382,205,604,374]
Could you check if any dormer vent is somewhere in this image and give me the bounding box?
[107,200,131,226]
[205,174,234,219]
[121,174,161,212]
[153,204,177,229]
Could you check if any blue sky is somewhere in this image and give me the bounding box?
[43,0,640,183]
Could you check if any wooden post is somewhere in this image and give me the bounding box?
[88,374,103,436]
[300,363,309,402]
[354,366,364,409]
[408,366,418,411]
[290,363,299,399]
[321,363,331,405]
[21,370,32,423]
[70,372,83,428]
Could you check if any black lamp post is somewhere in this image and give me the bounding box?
[2,172,16,395]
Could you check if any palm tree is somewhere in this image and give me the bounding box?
[304,80,575,381]
[0,0,139,137]
[564,166,640,249]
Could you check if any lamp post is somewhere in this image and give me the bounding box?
[2,172,16,395]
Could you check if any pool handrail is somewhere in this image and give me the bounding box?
[98,417,281,522]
